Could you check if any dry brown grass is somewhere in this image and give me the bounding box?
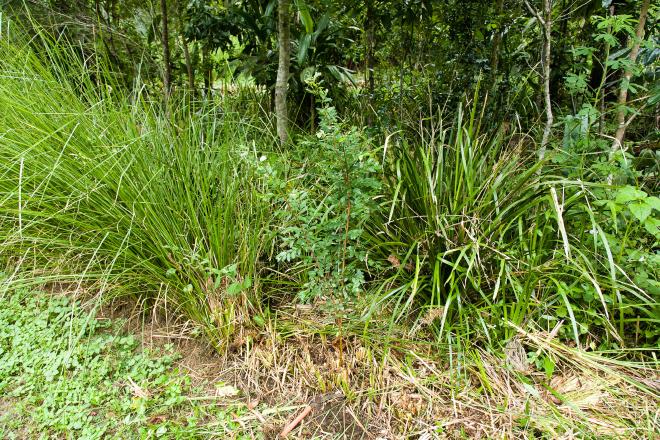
[91,294,659,439]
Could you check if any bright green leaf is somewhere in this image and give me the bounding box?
[615,185,646,204]
[646,196,660,211]
[629,201,653,223]
[643,217,660,238]
[295,0,314,33]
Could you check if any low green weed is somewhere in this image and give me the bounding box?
[0,285,249,439]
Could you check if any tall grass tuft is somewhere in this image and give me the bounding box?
[0,34,271,346]
[364,98,655,348]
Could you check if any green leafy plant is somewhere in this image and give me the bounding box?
[0,284,249,438]
[266,80,381,301]
[364,102,551,341]
[585,184,659,343]
[365,94,658,349]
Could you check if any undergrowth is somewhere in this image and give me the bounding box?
[0,25,658,438]
[364,99,658,349]
[264,82,381,301]
[0,284,250,439]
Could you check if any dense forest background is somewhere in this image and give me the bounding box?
[0,0,658,436]
[5,0,658,143]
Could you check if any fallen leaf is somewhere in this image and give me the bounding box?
[387,255,401,268]
[127,377,150,399]
[215,383,240,398]
[149,415,167,424]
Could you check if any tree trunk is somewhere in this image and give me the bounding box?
[598,5,615,136]
[539,0,553,160]
[203,46,212,97]
[398,6,406,122]
[612,0,650,152]
[526,0,554,160]
[275,0,291,145]
[182,37,194,93]
[97,0,122,71]
[365,0,375,126]
[549,0,568,104]
[160,0,172,98]
[489,0,505,80]
[175,0,194,95]
[310,94,316,132]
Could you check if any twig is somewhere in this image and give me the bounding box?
[228,405,305,424]
[279,405,313,438]
[250,408,266,423]
[524,0,544,25]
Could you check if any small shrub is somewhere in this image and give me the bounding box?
[263,84,381,301]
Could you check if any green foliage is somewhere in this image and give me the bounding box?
[365,96,658,349]
[0,36,270,346]
[562,7,657,144]
[263,84,381,301]
[548,118,658,346]
[605,185,660,233]
[0,286,249,438]
[365,104,551,339]
[586,184,659,342]
[1,0,659,374]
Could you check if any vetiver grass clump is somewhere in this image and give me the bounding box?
[365,100,658,349]
[0,35,270,346]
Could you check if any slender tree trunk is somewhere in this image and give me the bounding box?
[549,0,568,102]
[310,95,316,132]
[203,46,212,97]
[175,0,194,95]
[365,0,375,125]
[539,0,553,159]
[526,0,553,160]
[398,7,406,122]
[489,0,505,80]
[598,5,615,136]
[160,0,172,98]
[612,0,650,152]
[124,41,137,82]
[409,18,414,89]
[97,0,122,70]
[182,37,194,93]
[275,0,291,145]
